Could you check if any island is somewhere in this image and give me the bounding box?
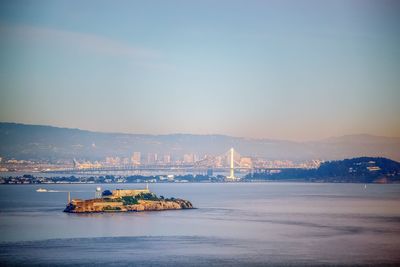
[64,187,193,213]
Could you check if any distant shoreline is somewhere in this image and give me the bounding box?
[1,180,400,185]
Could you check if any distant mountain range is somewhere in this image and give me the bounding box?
[0,122,399,162]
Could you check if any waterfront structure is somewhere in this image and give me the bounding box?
[73,159,102,169]
[226,148,237,181]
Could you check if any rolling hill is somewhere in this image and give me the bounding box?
[1,122,399,162]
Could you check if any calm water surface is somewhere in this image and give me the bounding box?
[0,183,399,266]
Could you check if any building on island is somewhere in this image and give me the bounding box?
[68,185,151,212]
[110,188,150,198]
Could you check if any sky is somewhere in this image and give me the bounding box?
[0,0,399,141]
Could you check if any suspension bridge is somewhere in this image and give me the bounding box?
[44,148,304,180]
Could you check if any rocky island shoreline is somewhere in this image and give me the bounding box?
[64,187,193,213]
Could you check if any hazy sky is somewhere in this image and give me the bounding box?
[0,0,399,141]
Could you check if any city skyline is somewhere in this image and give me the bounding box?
[1,0,400,141]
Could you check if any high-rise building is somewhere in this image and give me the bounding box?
[147,153,158,164]
[183,153,194,163]
[163,154,171,164]
[122,157,130,165]
[106,156,120,166]
[131,152,141,165]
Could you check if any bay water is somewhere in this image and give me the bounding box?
[0,183,399,266]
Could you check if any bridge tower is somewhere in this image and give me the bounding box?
[226,147,236,181]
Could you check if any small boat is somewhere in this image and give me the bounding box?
[36,188,47,192]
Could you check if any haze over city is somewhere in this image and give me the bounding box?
[1,0,399,141]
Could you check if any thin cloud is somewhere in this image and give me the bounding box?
[0,24,159,60]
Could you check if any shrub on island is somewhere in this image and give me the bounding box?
[121,196,139,205]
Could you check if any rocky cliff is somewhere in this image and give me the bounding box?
[64,198,193,213]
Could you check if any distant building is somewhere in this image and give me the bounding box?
[111,188,150,198]
[106,157,120,166]
[73,159,102,169]
[147,153,158,164]
[122,157,130,165]
[159,175,168,181]
[240,157,253,168]
[131,152,141,165]
[183,154,194,163]
[163,154,171,164]
[367,166,381,171]
[215,156,223,167]
[105,157,112,165]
